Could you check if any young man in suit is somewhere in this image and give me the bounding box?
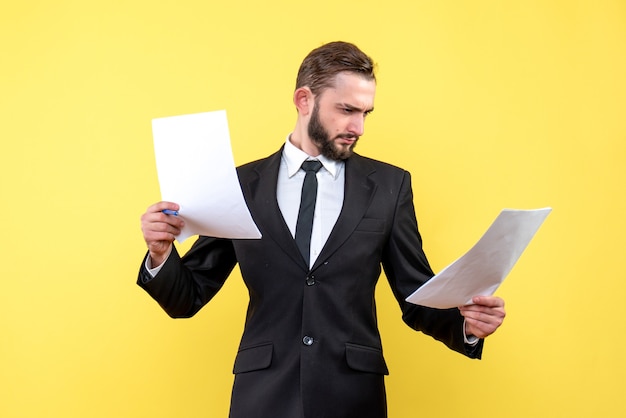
[138,41,505,418]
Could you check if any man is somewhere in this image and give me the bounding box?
[138,41,505,418]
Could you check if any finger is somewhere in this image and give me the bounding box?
[465,318,498,339]
[470,295,505,308]
[462,315,505,342]
[147,201,180,214]
[458,304,489,315]
[145,232,176,249]
[461,308,504,323]
[141,207,185,230]
[150,219,183,234]
[463,310,505,338]
[142,217,183,238]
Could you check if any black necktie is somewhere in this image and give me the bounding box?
[295,160,323,264]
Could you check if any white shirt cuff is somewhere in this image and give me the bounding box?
[144,246,173,278]
[463,319,480,345]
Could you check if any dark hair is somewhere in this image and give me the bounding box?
[295,41,376,95]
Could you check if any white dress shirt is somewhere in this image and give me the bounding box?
[277,136,345,268]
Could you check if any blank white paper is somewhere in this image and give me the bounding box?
[406,208,551,309]
[152,110,261,242]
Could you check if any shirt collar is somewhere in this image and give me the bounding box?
[283,134,343,179]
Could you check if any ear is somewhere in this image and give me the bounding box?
[293,87,313,115]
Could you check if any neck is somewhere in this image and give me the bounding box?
[290,123,321,157]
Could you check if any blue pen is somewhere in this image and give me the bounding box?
[162,209,179,216]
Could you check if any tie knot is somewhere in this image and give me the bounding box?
[301,160,322,173]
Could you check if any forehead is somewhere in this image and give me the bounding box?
[318,72,376,108]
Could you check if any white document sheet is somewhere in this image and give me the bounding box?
[152,110,261,242]
[406,208,551,309]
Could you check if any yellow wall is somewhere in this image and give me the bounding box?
[2,1,624,417]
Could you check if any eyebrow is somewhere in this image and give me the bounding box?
[338,103,375,114]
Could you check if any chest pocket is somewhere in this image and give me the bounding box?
[354,218,385,234]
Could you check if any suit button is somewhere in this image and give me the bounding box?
[306,276,315,286]
[302,336,314,346]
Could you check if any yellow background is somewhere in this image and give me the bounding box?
[2,1,625,417]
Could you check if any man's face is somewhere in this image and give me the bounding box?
[307,72,376,160]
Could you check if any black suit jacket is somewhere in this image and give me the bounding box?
[138,149,482,418]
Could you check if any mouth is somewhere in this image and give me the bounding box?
[336,135,358,145]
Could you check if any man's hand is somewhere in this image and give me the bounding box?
[140,201,184,266]
[459,296,506,339]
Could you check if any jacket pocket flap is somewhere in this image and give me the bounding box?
[233,342,273,374]
[345,342,389,375]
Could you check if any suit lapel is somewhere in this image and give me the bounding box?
[240,147,305,267]
[311,154,377,270]
[241,149,378,272]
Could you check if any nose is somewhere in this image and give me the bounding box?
[348,114,366,137]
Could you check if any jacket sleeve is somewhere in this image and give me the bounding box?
[137,236,237,318]
[381,171,483,359]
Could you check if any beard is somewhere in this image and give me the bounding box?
[307,104,358,161]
